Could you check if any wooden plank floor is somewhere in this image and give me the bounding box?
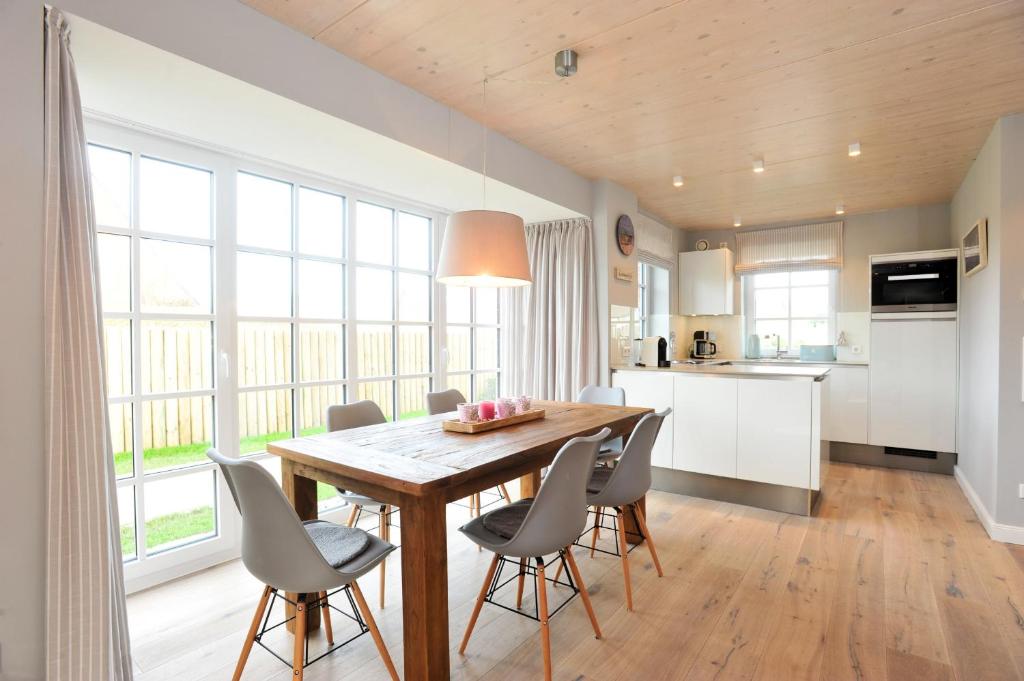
[126,463,1024,681]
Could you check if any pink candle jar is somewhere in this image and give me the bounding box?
[457,402,480,423]
[496,398,517,419]
[478,400,495,420]
[515,395,532,414]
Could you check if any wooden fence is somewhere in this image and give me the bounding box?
[105,321,452,454]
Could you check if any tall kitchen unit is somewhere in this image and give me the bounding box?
[868,249,959,454]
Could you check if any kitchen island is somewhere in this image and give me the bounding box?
[612,363,830,515]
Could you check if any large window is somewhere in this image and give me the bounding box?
[744,271,836,356]
[91,143,219,567]
[637,260,670,339]
[353,201,435,421]
[88,122,462,589]
[445,287,500,401]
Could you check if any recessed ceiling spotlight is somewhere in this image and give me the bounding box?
[672,175,684,188]
[848,142,861,157]
[836,203,846,215]
[733,216,742,227]
[752,158,765,173]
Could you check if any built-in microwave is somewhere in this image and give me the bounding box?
[871,255,957,313]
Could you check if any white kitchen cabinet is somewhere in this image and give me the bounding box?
[673,374,738,477]
[737,379,813,488]
[678,249,735,316]
[825,366,869,444]
[869,319,957,452]
[611,370,674,468]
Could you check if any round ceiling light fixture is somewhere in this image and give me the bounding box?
[672,175,684,188]
[555,49,578,78]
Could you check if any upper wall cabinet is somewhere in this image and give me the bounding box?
[678,249,735,315]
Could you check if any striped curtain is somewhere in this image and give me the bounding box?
[734,221,843,275]
[44,9,133,680]
[502,218,599,401]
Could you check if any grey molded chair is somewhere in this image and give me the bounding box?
[206,449,398,681]
[327,400,396,608]
[457,428,610,681]
[426,388,511,515]
[571,409,671,612]
[577,384,627,464]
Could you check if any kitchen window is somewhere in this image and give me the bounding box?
[743,270,836,356]
[638,260,670,339]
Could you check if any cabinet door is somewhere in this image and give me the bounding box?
[673,375,737,477]
[611,371,674,468]
[737,379,813,488]
[869,320,957,451]
[826,367,869,444]
[678,250,734,316]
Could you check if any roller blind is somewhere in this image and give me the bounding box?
[734,221,843,275]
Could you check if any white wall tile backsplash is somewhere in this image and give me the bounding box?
[836,311,870,362]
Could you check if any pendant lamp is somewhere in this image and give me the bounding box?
[436,77,532,288]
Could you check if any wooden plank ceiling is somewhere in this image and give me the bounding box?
[241,0,1024,229]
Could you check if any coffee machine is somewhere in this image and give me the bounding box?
[638,336,671,367]
[690,330,718,359]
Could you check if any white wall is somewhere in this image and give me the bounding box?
[996,115,1024,526]
[951,123,1003,519]
[57,0,593,219]
[0,2,46,678]
[953,113,1024,531]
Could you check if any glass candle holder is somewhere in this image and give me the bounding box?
[515,395,532,414]
[496,397,516,419]
[457,402,480,423]
[478,400,495,420]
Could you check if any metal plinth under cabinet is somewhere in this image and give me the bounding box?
[651,466,820,517]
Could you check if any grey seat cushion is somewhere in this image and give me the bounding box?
[304,520,371,568]
[587,467,614,494]
[480,498,534,539]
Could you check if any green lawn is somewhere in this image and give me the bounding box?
[121,506,214,557]
[116,414,428,558]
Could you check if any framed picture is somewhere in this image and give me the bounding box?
[962,218,988,277]
[615,214,635,256]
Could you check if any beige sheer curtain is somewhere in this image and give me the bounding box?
[502,218,598,400]
[44,9,133,680]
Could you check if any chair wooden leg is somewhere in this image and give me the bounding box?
[564,548,602,639]
[516,557,527,608]
[590,507,603,558]
[232,585,273,681]
[459,553,500,654]
[292,594,307,680]
[536,559,553,681]
[346,504,360,527]
[351,581,400,681]
[379,505,389,609]
[616,509,633,611]
[498,483,511,504]
[319,591,334,646]
[633,504,664,577]
[552,557,565,584]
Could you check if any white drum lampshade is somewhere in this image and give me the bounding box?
[437,210,532,287]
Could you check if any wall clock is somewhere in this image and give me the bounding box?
[616,214,635,256]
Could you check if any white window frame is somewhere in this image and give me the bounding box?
[443,287,503,402]
[87,119,453,593]
[742,270,838,357]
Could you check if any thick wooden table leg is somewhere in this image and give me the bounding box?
[623,494,647,546]
[518,470,542,499]
[282,459,321,632]
[400,493,450,681]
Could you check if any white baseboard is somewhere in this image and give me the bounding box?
[954,465,1024,545]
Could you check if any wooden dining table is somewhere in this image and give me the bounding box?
[267,399,652,681]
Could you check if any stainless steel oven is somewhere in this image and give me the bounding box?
[871,255,957,313]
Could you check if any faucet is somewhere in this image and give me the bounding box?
[773,334,783,359]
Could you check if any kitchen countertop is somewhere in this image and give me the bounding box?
[725,358,869,367]
[611,363,830,380]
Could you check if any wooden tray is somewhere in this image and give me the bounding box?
[442,408,546,433]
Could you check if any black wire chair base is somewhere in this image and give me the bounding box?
[351,505,401,550]
[571,506,645,558]
[483,552,580,623]
[455,485,509,513]
[254,587,369,671]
